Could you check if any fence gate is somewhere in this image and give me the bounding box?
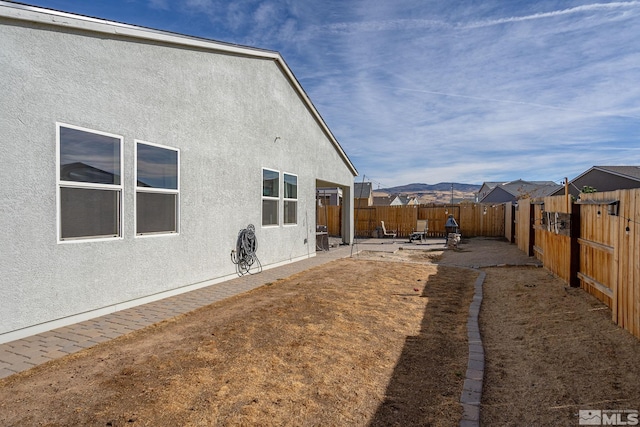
[575,202,614,308]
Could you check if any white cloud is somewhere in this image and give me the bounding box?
[142,0,640,187]
[148,0,169,10]
[184,0,215,10]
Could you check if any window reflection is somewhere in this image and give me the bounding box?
[59,127,121,185]
[263,169,279,197]
[284,173,297,199]
[137,144,178,189]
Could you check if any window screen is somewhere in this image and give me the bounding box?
[60,187,120,239]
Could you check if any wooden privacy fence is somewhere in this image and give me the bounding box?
[316,205,341,236]
[515,189,640,339]
[316,203,505,238]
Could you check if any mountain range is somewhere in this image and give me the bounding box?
[373,182,481,204]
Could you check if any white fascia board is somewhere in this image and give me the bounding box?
[0,1,358,177]
[0,1,278,59]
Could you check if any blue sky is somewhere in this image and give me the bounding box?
[20,0,640,187]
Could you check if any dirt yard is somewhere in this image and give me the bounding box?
[480,266,640,426]
[1,238,639,426]
[0,255,476,427]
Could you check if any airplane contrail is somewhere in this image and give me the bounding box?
[463,1,640,29]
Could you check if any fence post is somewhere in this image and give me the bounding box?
[510,204,516,243]
[570,202,581,287]
[528,203,536,256]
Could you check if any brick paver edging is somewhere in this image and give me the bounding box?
[0,246,355,380]
[460,270,486,427]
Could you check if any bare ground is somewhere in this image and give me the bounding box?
[480,266,640,426]
[0,256,475,427]
[1,238,639,426]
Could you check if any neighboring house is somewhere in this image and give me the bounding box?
[551,166,640,198]
[316,187,342,206]
[390,195,403,206]
[480,179,562,203]
[0,3,357,343]
[373,196,393,206]
[389,195,418,206]
[354,182,373,208]
[476,181,503,202]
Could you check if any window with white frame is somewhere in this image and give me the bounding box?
[136,141,179,235]
[262,168,279,226]
[57,124,123,241]
[283,173,297,225]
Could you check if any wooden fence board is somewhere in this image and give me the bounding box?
[630,189,638,338]
[515,198,531,254]
[327,187,639,340]
[524,195,573,285]
[515,189,640,340]
[351,203,506,238]
[504,202,514,242]
[325,203,507,238]
[316,205,341,236]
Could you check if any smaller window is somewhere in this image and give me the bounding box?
[136,141,179,235]
[284,173,297,225]
[262,168,279,226]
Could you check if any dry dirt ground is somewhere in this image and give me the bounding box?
[480,266,640,426]
[1,238,639,426]
[0,253,476,427]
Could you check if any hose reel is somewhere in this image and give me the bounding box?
[230,224,262,276]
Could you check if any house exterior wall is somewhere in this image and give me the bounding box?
[0,7,355,341]
[390,196,403,206]
[477,183,498,202]
[316,188,342,206]
[482,187,516,203]
[355,197,372,208]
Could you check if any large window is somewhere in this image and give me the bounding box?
[57,124,123,241]
[262,168,279,226]
[136,141,179,235]
[284,173,297,225]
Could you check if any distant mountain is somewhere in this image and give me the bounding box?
[379,182,481,194]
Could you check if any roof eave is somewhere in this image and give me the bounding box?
[593,166,640,182]
[0,1,358,177]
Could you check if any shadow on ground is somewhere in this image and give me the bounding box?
[368,265,478,426]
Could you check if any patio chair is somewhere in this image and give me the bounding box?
[409,219,428,242]
[380,221,397,239]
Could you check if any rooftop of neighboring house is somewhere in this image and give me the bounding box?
[354,182,373,198]
[554,165,640,196]
[372,196,392,206]
[588,166,640,181]
[479,179,562,201]
[395,195,412,204]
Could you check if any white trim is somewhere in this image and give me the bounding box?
[56,122,124,243]
[0,2,279,60]
[283,171,298,225]
[134,140,180,237]
[0,251,316,345]
[0,1,357,177]
[262,167,280,227]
